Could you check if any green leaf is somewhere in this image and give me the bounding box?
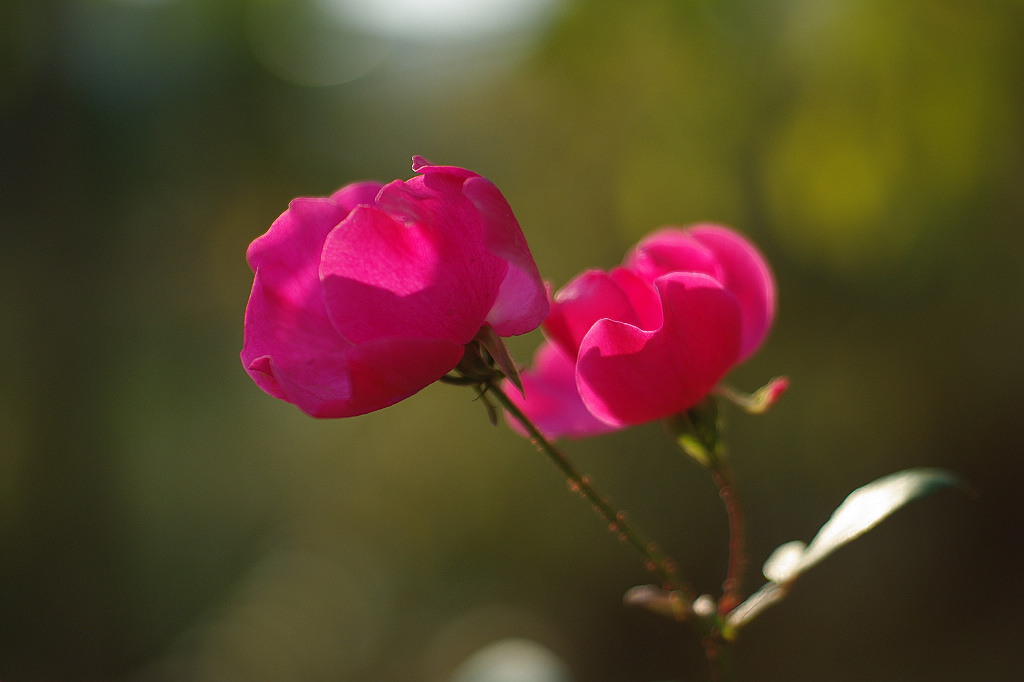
[761,540,806,584]
[794,467,962,575]
[725,467,963,634]
[722,581,787,639]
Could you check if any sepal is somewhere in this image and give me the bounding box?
[664,396,723,468]
[716,376,789,415]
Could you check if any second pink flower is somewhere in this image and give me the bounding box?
[508,225,776,439]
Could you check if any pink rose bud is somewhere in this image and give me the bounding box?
[507,225,775,439]
[242,157,548,418]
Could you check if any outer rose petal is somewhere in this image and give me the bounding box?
[246,196,352,308]
[331,181,384,213]
[406,159,547,335]
[544,270,642,357]
[463,175,548,336]
[690,225,776,360]
[576,272,742,426]
[503,342,617,440]
[320,195,507,345]
[411,155,477,180]
[250,336,464,418]
[243,241,463,417]
[242,268,339,401]
[242,192,366,403]
[622,228,722,283]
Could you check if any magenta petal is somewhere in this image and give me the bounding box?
[406,159,547,337]
[504,342,618,440]
[622,228,722,283]
[690,225,776,360]
[410,155,478,180]
[330,181,384,213]
[463,176,548,336]
[608,267,663,331]
[576,273,742,426]
[243,253,464,417]
[243,160,548,419]
[246,196,351,305]
[242,268,335,401]
[250,337,464,419]
[320,201,506,345]
[338,338,465,416]
[544,270,642,357]
[242,194,357,403]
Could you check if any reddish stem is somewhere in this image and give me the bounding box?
[710,458,746,616]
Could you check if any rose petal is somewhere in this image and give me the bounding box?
[320,196,506,345]
[408,159,547,336]
[622,228,722,283]
[463,175,548,336]
[242,193,361,402]
[576,272,742,426]
[246,196,350,309]
[608,267,663,331]
[411,155,478,180]
[544,270,642,357]
[504,341,618,440]
[244,267,463,417]
[330,181,384,213]
[690,225,776,360]
[251,339,464,419]
[242,267,339,400]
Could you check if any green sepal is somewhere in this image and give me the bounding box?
[664,396,723,468]
[716,376,789,415]
[473,325,524,396]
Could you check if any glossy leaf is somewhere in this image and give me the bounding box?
[761,540,806,584]
[726,468,962,634]
[795,467,961,574]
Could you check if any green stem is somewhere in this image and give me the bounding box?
[487,380,696,602]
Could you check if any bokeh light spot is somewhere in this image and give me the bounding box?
[449,638,573,682]
[320,0,564,41]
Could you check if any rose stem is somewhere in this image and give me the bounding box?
[486,379,696,602]
[708,454,746,616]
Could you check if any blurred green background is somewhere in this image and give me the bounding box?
[2,0,1023,680]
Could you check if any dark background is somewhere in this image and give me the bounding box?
[2,0,1023,680]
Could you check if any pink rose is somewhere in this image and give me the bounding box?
[507,225,775,439]
[242,157,548,418]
